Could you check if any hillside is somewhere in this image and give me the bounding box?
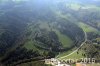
[0,0,100,66]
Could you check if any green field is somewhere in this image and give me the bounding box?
[57,48,85,60]
[23,40,37,50]
[78,22,98,32]
[69,3,81,11]
[39,22,51,31]
[56,47,77,58]
[82,5,100,10]
[61,50,85,60]
[55,11,69,19]
[53,29,73,48]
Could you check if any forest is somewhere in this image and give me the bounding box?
[0,0,100,66]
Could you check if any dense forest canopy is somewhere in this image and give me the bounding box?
[0,0,100,66]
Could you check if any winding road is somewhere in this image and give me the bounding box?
[57,31,87,59]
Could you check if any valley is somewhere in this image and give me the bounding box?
[0,0,100,66]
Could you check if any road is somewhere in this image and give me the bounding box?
[57,31,87,59]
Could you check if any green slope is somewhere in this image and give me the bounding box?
[78,22,98,32]
[53,29,73,48]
